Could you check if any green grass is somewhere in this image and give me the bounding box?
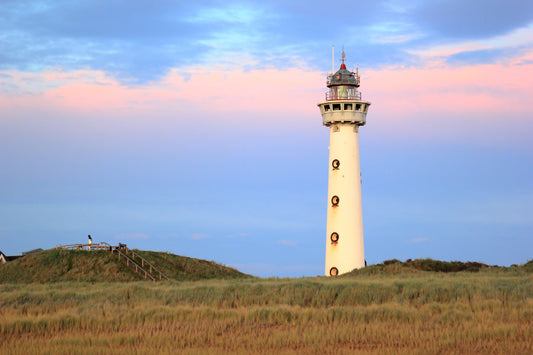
[0,249,251,283]
[0,249,140,283]
[0,264,531,353]
[132,249,250,281]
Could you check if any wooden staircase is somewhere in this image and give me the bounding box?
[55,242,169,282]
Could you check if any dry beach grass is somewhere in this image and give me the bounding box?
[1,260,531,354]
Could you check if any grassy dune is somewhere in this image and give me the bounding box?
[132,249,250,281]
[0,249,250,283]
[1,264,531,354]
[0,250,139,283]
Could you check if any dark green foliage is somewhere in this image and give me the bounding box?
[408,258,491,272]
[383,259,401,265]
[523,259,533,271]
[345,258,533,276]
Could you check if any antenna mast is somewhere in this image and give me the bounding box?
[331,45,334,74]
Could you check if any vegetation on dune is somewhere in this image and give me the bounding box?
[345,258,533,276]
[0,249,251,283]
[0,249,140,283]
[0,268,531,354]
[1,252,531,353]
[132,249,250,281]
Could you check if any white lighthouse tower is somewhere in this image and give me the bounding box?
[317,50,371,276]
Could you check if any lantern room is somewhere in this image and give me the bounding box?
[317,51,370,126]
[324,51,362,101]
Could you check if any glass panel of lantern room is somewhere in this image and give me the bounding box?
[338,86,348,99]
[329,87,337,100]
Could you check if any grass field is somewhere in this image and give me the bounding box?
[1,262,531,354]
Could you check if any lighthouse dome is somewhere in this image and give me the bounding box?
[328,65,359,87]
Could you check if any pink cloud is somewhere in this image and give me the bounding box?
[1,56,531,144]
[360,57,533,144]
[364,61,533,117]
[0,67,322,118]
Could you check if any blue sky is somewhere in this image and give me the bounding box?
[1,0,532,276]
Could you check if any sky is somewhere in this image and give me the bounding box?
[1,0,532,277]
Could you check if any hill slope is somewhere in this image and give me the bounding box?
[0,249,250,283]
[132,249,249,281]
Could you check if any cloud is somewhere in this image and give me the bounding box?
[278,239,297,247]
[226,233,249,238]
[114,233,150,240]
[3,0,530,84]
[13,0,533,84]
[190,233,210,240]
[366,22,423,44]
[412,0,533,40]
[410,238,428,243]
[0,2,260,81]
[363,56,533,145]
[185,4,266,25]
[0,65,323,121]
[408,25,533,61]
[2,50,532,151]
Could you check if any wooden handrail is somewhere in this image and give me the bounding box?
[122,246,169,281]
[56,243,112,251]
[113,248,156,282]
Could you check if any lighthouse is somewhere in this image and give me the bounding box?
[317,50,371,276]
